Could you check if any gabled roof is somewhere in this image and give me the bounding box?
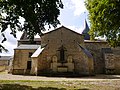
[42,26,82,36]
[18,38,41,42]
[14,45,40,50]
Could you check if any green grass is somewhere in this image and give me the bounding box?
[0,80,119,90]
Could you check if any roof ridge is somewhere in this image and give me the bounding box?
[42,26,82,36]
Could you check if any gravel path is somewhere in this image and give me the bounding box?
[0,74,120,81]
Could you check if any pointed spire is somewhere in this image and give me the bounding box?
[82,19,90,34]
[20,31,28,40]
[82,19,90,40]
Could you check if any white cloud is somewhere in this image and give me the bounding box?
[0,29,22,56]
[66,25,84,34]
[0,41,16,56]
[70,0,87,16]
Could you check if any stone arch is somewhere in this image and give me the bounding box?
[52,55,57,63]
[58,45,67,63]
[67,56,73,63]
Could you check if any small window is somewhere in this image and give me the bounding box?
[30,41,36,44]
[29,52,33,58]
[59,46,66,63]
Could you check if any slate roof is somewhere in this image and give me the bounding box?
[82,20,90,40]
[14,45,40,50]
[18,38,41,41]
[77,42,93,58]
[20,31,28,40]
[0,56,12,60]
[82,20,90,34]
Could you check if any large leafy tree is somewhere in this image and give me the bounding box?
[85,0,120,47]
[0,0,63,52]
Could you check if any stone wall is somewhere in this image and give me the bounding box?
[18,39,41,46]
[12,49,36,74]
[31,57,38,75]
[104,53,120,74]
[0,66,8,71]
[104,53,114,74]
[13,26,120,75]
[84,41,109,74]
[0,60,9,71]
[85,41,120,74]
[38,27,94,75]
[114,55,120,74]
[0,60,9,66]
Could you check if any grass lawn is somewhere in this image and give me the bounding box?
[0,71,120,90]
[0,80,119,90]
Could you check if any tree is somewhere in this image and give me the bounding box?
[85,0,120,47]
[0,0,63,52]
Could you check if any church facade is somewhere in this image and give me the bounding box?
[12,25,120,76]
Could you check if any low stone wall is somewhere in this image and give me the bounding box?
[12,69,26,75]
[12,69,32,75]
[0,66,7,72]
[104,53,115,74]
[84,41,108,74]
[103,54,120,74]
[114,55,120,74]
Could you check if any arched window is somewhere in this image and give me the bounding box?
[58,45,67,63]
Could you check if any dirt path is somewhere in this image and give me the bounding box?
[0,74,120,81]
[1,74,120,89]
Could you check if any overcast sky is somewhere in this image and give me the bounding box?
[0,0,88,56]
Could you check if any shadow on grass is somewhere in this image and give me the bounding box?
[0,84,65,90]
[44,74,120,79]
[0,84,89,90]
[28,72,120,79]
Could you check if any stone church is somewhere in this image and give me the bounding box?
[12,21,120,76]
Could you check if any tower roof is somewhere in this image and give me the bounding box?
[82,19,90,34]
[20,31,28,40]
[82,20,90,40]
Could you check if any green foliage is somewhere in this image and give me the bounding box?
[0,0,63,52]
[85,0,120,47]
